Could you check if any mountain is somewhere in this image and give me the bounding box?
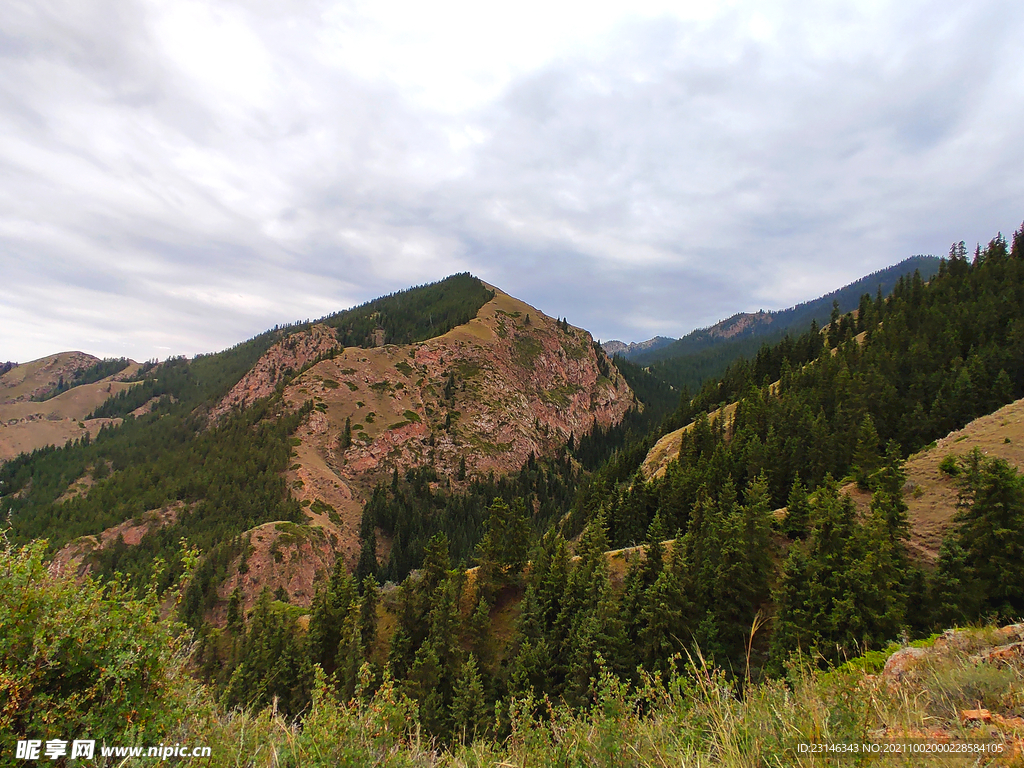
[0,353,141,462]
[601,336,675,359]
[634,255,941,367]
[10,275,632,623]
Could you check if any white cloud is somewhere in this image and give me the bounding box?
[2,0,1023,361]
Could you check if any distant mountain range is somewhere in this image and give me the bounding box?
[603,255,942,365]
[600,336,675,358]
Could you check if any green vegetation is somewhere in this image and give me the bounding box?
[356,454,578,584]
[932,449,1024,624]
[1,540,198,754]
[512,335,542,367]
[631,255,943,393]
[7,533,1024,768]
[322,273,493,348]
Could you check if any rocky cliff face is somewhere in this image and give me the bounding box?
[276,287,635,577]
[212,324,341,418]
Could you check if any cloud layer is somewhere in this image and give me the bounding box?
[2,0,1023,361]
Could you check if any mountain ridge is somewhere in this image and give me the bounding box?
[604,255,941,367]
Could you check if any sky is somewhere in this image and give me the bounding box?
[2,0,1023,362]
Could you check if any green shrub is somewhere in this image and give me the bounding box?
[938,454,960,476]
[0,540,197,753]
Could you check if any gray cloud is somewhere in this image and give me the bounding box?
[2,0,1023,361]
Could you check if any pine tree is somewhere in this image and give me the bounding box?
[852,414,881,489]
[451,654,488,743]
[226,586,244,633]
[768,543,815,673]
[782,477,810,540]
[336,600,364,701]
[938,451,1024,620]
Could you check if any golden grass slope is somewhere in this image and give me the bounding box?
[640,383,1024,564]
[640,401,738,481]
[0,354,141,463]
[842,395,1024,563]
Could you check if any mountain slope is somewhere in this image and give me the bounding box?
[601,336,675,359]
[222,286,632,610]
[0,354,142,462]
[634,255,941,367]
[31,279,632,620]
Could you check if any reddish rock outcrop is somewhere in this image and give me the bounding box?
[212,324,341,418]
[50,503,184,578]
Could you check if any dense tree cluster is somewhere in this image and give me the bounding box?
[356,452,579,584]
[632,255,942,392]
[321,273,494,348]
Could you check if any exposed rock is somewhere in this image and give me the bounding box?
[50,503,184,578]
[960,709,993,724]
[273,287,634,579]
[196,287,634,617]
[882,645,929,682]
[882,624,1024,684]
[706,310,775,341]
[212,323,341,418]
[601,336,676,359]
[213,521,337,621]
[970,641,1024,665]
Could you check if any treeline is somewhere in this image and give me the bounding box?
[575,230,1024,555]
[632,253,942,368]
[205,442,1023,740]
[320,273,494,348]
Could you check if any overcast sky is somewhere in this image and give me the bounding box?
[2,0,1023,362]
